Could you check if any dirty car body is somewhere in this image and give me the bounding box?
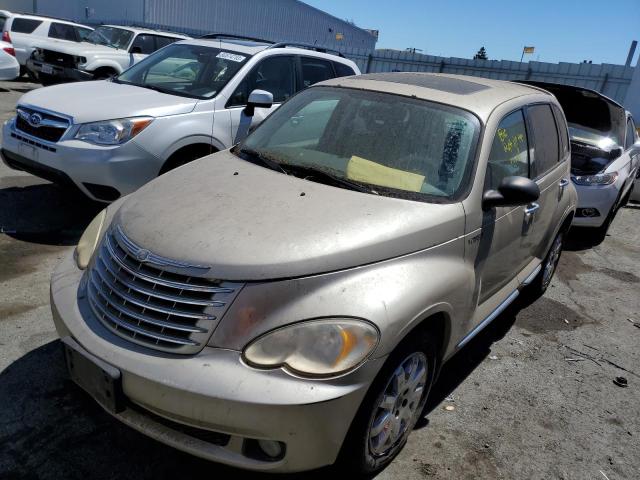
[50,73,577,474]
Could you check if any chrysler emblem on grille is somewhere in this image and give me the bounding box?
[135,249,151,262]
[28,113,43,128]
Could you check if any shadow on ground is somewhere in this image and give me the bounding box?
[0,177,102,246]
[0,293,541,480]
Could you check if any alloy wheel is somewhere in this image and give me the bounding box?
[542,234,563,289]
[368,352,428,456]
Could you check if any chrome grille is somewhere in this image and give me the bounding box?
[86,226,243,354]
[15,106,70,143]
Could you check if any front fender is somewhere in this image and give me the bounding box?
[83,59,123,74]
[209,235,474,362]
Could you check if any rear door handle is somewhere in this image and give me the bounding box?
[559,178,569,188]
[524,202,540,215]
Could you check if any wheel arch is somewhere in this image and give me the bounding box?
[159,142,219,175]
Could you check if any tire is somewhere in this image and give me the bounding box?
[93,69,116,80]
[337,332,437,476]
[38,72,59,86]
[523,231,563,300]
[159,145,216,175]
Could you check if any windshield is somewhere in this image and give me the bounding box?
[85,26,133,49]
[116,43,250,99]
[240,87,480,202]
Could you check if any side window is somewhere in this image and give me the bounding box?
[625,118,636,150]
[527,104,560,177]
[130,34,155,55]
[48,23,76,41]
[228,56,296,107]
[155,36,178,50]
[11,18,43,34]
[487,110,530,190]
[76,27,93,41]
[551,104,569,160]
[300,57,334,88]
[333,61,356,78]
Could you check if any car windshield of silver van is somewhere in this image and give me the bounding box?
[238,86,481,201]
[116,43,250,98]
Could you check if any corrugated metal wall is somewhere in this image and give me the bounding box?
[341,47,636,106]
[36,0,377,51]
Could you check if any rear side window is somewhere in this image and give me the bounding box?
[333,61,356,78]
[154,35,178,49]
[49,22,76,41]
[11,18,43,34]
[487,110,530,189]
[130,34,155,54]
[551,104,569,159]
[300,57,334,88]
[0,16,7,32]
[625,118,636,149]
[527,104,560,177]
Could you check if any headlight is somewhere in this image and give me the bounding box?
[74,117,153,145]
[74,209,107,269]
[571,172,618,186]
[243,318,379,377]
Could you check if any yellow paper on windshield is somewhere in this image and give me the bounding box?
[346,156,425,192]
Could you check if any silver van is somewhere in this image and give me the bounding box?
[51,73,577,475]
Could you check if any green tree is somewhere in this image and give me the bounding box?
[473,47,488,60]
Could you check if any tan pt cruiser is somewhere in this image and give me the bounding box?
[50,73,577,475]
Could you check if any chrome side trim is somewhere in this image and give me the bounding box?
[521,264,542,286]
[457,290,520,349]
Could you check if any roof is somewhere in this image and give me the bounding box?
[319,73,552,121]
[3,11,91,27]
[103,24,190,38]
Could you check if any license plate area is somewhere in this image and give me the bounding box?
[41,64,54,74]
[63,337,124,414]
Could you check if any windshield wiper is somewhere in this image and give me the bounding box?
[237,148,288,174]
[282,163,378,194]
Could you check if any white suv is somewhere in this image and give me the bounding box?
[27,25,189,83]
[1,36,360,201]
[0,11,93,75]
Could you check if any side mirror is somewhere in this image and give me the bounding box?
[482,176,540,210]
[244,89,273,117]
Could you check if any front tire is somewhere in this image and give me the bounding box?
[337,333,437,476]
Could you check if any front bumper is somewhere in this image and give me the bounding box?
[26,58,93,81]
[571,182,619,227]
[50,251,381,473]
[2,118,161,202]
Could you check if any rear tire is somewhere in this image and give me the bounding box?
[92,68,117,80]
[337,332,437,476]
[523,231,563,300]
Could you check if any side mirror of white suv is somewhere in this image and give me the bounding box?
[244,89,273,117]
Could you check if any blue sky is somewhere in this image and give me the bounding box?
[305,0,640,65]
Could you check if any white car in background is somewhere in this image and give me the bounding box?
[0,11,92,76]
[0,40,19,80]
[1,36,360,201]
[523,81,640,241]
[27,25,189,83]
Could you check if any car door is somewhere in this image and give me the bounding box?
[523,103,567,258]
[477,109,535,303]
[48,22,77,42]
[226,55,297,144]
[623,116,640,194]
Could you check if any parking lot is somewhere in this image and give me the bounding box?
[1,78,639,479]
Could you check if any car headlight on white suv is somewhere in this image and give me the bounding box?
[243,318,379,377]
[571,172,618,186]
[75,117,153,145]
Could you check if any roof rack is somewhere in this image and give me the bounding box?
[199,33,274,44]
[267,42,345,58]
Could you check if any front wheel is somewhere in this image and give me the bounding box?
[337,334,437,475]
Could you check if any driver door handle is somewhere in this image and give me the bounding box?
[524,202,540,215]
[559,178,569,188]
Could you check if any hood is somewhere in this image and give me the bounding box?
[113,151,465,281]
[34,40,124,55]
[19,81,198,123]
